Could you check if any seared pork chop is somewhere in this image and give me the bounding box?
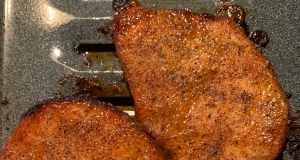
[109,2,290,159]
[0,98,168,159]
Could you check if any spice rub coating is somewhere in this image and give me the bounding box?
[1,98,168,159]
[109,4,290,160]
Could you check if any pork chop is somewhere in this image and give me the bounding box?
[0,98,169,159]
[109,2,290,159]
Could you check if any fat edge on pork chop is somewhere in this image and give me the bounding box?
[0,98,169,159]
[109,1,290,159]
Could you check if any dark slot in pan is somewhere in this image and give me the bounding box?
[73,43,132,107]
[97,97,134,106]
[75,43,116,52]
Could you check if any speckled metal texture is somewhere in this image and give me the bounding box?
[0,0,299,159]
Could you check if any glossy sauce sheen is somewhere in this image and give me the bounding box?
[0,99,168,159]
[109,3,290,160]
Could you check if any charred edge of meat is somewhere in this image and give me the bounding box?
[21,96,116,119]
[274,153,283,160]
[232,18,249,36]
[112,0,138,13]
[202,13,216,20]
[100,0,139,35]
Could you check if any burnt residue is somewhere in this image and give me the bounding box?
[285,91,292,99]
[215,5,249,36]
[97,26,110,34]
[84,52,118,61]
[74,43,117,68]
[249,30,269,49]
[83,57,92,68]
[215,5,270,49]
[289,110,300,130]
[74,76,133,106]
[57,74,132,103]
[58,76,67,85]
[1,99,9,106]
[120,75,126,82]
[74,76,130,97]
[82,52,118,68]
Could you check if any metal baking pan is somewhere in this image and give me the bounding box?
[0,0,299,159]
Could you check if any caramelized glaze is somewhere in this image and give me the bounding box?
[0,98,168,159]
[110,3,290,159]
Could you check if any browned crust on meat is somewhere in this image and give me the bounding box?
[0,98,169,159]
[109,5,290,160]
